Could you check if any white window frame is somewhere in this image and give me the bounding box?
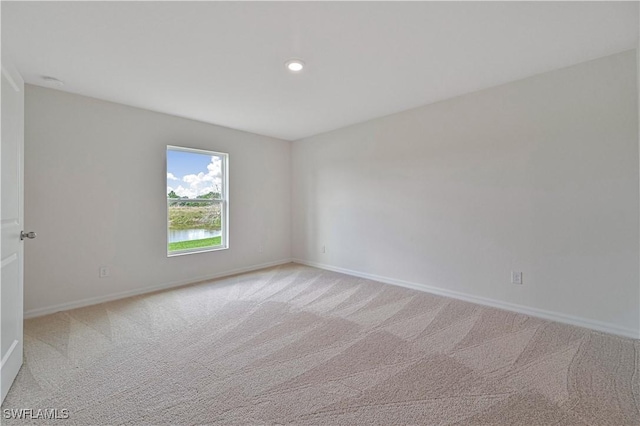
[166,145,229,257]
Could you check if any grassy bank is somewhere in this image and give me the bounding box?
[169,205,221,230]
[168,236,222,252]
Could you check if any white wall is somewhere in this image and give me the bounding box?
[292,50,640,337]
[24,86,291,316]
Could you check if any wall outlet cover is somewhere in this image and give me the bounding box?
[511,271,523,285]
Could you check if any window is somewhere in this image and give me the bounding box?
[166,146,228,256]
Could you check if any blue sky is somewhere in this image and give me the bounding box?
[167,150,211,180]
[167,149,222,198]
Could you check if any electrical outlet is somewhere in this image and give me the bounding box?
[258,244,263,253]
[322,245,326,254]
[99,266,110,278]
[511,271,523,285]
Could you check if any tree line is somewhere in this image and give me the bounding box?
[168,190,221,206]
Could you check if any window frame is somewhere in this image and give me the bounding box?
[166,145,229,257]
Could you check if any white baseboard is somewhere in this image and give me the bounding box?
[24,258,293,319]
[292,258,639,340]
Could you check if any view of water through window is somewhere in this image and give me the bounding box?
[167,147,227,254]
[168,228,222,243]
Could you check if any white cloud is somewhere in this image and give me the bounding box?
[167,172,178,181]
[182,173,202,185]
[177,156,223,197]
[170,185,199,199]
[207,156,222,176]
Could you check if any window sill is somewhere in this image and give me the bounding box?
[167,245,229,258]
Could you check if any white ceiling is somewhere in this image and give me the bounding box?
[2,2,638,141]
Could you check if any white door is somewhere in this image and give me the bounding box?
[1,65,26,403]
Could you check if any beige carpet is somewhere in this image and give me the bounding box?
[2,263,639,425]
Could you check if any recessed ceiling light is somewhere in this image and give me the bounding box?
[42,76,64,86]
[285,59,305,72]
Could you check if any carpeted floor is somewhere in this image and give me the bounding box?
[2,263,639,425]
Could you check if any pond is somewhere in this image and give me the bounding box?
[168,228,221,243]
